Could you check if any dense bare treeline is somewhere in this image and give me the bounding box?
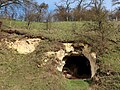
[0,0,120,22]
[0,0,48,22]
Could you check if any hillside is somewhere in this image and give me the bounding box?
[0,20,120,90]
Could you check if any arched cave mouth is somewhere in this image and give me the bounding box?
[62,54,91,79]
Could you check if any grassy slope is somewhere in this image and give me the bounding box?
[0,41,89,90]
[1,19,89,42]
[0,19,120,90]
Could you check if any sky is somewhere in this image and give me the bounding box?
[36,0,116,11]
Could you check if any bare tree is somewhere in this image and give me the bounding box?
[88,0,114,55]
[54,5,67,21]
[23,2,48,29]
[0,21,2,30]
[114,7,120,21]
[112,0,120,5]
[0,0,21,8]
[0,0,22,19]
[36,2,48,22]
[72,0,92,21]
[73,0,112,55]
[0,0,35,20]
[46,12,53,30]
[55,0,76,21]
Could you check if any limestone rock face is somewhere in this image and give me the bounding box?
[45,49,66,72]
[56,49,65,60]
[7,38,41,54]
[57,61,65,72]
[63,43,74,52]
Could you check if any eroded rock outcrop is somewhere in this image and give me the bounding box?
[45,43,97,79]
[7,38,41,54]
[3,38,97,79]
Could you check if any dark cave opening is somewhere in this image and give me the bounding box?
[62,54,91,79]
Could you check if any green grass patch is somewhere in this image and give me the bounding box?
[100,46,120,72]
[65,79,89,90]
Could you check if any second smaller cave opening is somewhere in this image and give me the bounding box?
[62,54,91,79]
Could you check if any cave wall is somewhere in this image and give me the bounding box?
[62,55,92,79]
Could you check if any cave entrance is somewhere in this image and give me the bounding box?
[62,54,91,79]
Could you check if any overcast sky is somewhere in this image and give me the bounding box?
[36,0,115,11]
